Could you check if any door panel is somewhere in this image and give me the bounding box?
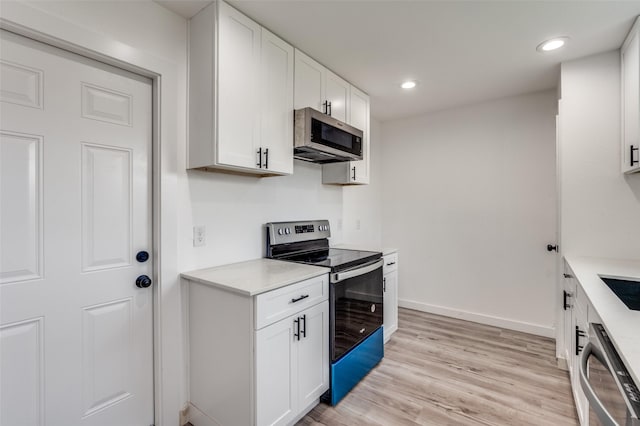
[0,30,153,426]
[297,301,329,410]
[294,49,324,112]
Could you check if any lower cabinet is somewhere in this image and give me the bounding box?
[256,301,329,426]
[559,259,592,425]
[383,251,399,342]
[186,274,329,426]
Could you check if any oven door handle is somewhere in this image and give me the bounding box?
[579,341,619,426]
[331,259,384,284]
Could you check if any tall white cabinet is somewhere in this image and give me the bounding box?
[621,16,640,174]
[189,2,294,176]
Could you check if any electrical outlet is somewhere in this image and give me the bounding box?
[193,225,206,247]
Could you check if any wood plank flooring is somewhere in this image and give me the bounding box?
[297,308,578,426]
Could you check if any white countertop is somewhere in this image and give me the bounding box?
[181,258,329,296]
[333,244,398,256]
[565,255,640,384]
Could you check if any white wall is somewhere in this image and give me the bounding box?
[178,161,343,270]
[380,91,558,336]
[559,51,640,259]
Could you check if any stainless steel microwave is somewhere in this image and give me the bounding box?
[294,107,363,164]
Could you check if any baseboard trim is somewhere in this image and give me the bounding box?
[398,298,555,338]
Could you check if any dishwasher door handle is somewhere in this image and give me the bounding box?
[579,342,618,426]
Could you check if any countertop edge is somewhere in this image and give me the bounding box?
[180,259,330,297]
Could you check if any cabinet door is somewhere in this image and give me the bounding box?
[622,27,640,173]
[260,29,294,175]
[217,2,261,170]
[325,70,349,122]
[571,305,589,425]
[294,49,324,112]
[296,301,329,411]
[383,271,398,343]
[349,86,370,184]
[255,316,297,426]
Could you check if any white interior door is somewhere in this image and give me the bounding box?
[0,30,154,426]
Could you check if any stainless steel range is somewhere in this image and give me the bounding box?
[266,220,384,405]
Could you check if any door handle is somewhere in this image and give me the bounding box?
[256,147,262,168]
[294,317,300,341]
[263,148,269,169]
[631,144,638,166]
[135,275,152,288]
[383,277,386,292]
[547,244,558,252]
[301,314,306,338]
[563,290,572,310]
[352,166,356,181]
[136,251,149,262]
[575,326,586,355]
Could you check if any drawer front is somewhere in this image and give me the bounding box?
[383,253,398,274]
[255,274,328,329]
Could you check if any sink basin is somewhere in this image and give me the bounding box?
[600,277,640,311]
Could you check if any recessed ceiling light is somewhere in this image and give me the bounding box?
[401,80,417,89]
[536,37,569,53]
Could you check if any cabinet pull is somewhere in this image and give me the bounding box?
[631,145,639,166]
[294,317,300,341]
[563,290,572,310]
[327,101,332,116]
[256,147,262,168]
[352,166,356,181]
[323,100,329,115]
[386,261,396,266]
[290,294,309,303]
[575,326,586,355]
[563,273,573,279]
[383,277,386,292]
[301,314,306,338]
[263,148,269,169]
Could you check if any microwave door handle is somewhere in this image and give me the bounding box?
[579,342,619,426]
[331,259,383,284]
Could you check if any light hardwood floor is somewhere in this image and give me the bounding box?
[297,308,578,426]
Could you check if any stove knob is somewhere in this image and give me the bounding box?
[278,229,284,235]
[285,228,291,234]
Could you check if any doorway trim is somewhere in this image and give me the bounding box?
[1,3,182,424]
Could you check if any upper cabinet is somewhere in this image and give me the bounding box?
[293,49,371,185]
[621,17,640,174]
[188,2,294,176]
[322,86,370,185]
[294,50,350,121]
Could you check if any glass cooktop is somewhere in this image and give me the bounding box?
[279,248,381,272]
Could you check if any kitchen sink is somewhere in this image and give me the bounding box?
[600,277,640,311]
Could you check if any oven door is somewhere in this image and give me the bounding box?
[330,259,383,362]
[579,324,640,426]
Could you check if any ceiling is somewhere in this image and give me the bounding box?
[157,1,640,122]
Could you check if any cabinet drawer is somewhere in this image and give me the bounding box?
[255,275,328,329]
[383,253,398,274]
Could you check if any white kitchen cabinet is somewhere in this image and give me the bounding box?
[256,301,328,426]
[621,17,640,174]
[322,86,371,184]
[188,1,293,176]
[186,273,329,426]
[559,259,591,425]
[293,49,349,119]
[383,251,399,342]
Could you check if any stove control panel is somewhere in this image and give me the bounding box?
[266,220,331,245]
